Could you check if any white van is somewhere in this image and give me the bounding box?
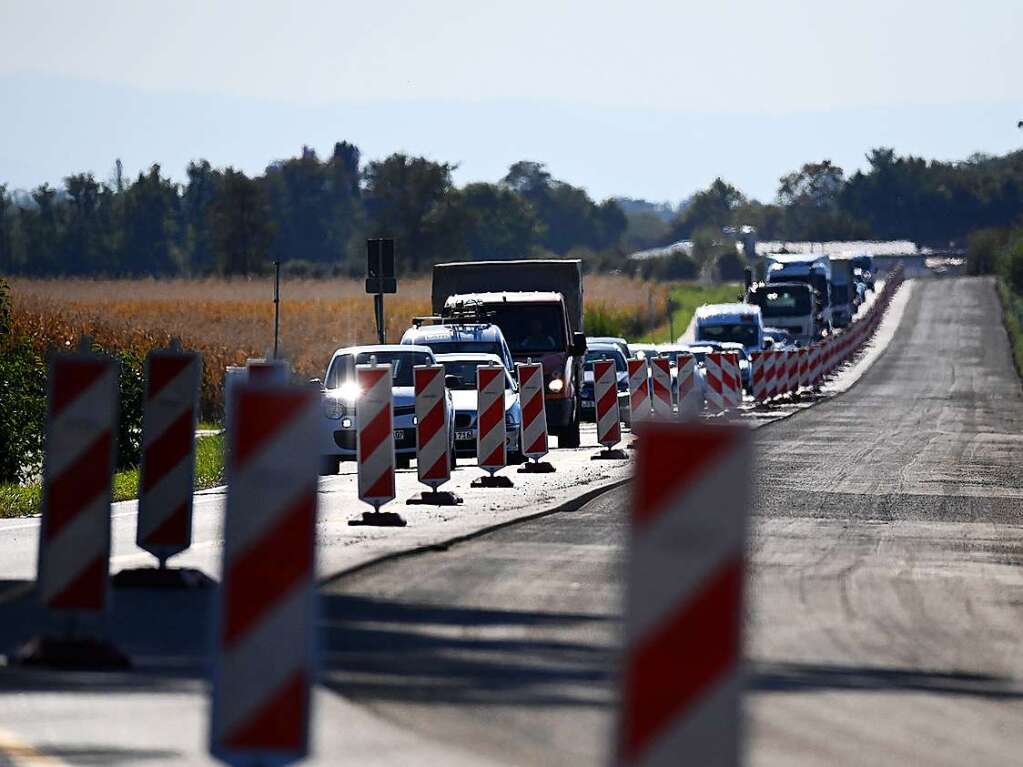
[693,303,765,354]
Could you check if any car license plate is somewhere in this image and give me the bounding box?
[455,430,475,441]
[582,400,594,408]
[393,429,406,442]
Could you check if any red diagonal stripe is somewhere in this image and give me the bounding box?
[519,365,541,386]
[142,410,194,493]
[417,400,444,444]
[233,390,311,469]
[481,443,505,467]
[52,358,111,417]
[223,670,307,752]
[652,378,670,398]
[526,433,547,455]
[414,366,440,394]
[478,367,502,389]
[633,423,737,527]
[222,492,315,647]
[597,384,617,415]
[45,431,113,541]
[364,470,394,499]
[479,397,504,436]
[422,452,448,481]
[522,390,544,424]
[147,355,193,400]
[602,420,621,444]
[620,558,742,762]
[359,406,392,458]
[143,502,189,547]
[47,555,106,611]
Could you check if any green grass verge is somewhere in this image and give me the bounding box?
[0,434,224,519]
[996,279,1023,381]
[637,282,742,344]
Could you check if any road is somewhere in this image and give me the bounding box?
[1,275,1021,765]
[322,276,1023,765]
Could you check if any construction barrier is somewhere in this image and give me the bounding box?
[763,349,780,400]
[649,357,673,421]
[245,357,288,384]
[413,364,450,489]
[808,343,823,388]
[136,347,202,565]
[593,359,621,449]
[476,362,507,473]
[627,358,651,424]
[517,361,549,460]
[703,352,728,413]
[785,349,800,396]
[723,352,743,408]
[211,382,319,764]
[37,351,119,614]
[675,353,701,418]
[749,351,769,403]
[616,421,750,766]
[356,362,396,509]
[798,347,811,390]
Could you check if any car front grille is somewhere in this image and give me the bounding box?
[455,412,474,428]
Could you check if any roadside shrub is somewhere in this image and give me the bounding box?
[0,279,46,483]
[967,228,1007,275]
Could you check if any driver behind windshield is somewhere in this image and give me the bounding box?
[520,318,556,351]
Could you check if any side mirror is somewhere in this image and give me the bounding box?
[444,374,461,389]
[308,377,323,389]
[572,332,587,355]
[763,338,774,349]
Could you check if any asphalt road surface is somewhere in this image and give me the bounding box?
[324,276,1023,766]
[1,276,1021,766]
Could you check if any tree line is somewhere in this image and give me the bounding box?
[2,141,1022,278]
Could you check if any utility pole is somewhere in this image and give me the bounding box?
[273,258,281,358]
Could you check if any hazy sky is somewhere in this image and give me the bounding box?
[2,0,1022,201]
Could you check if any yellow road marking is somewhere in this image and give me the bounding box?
[0,727,67,766]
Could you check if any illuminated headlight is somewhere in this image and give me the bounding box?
[547,376,564,393]
[323,397,346,419]
[739,359,750,371]
[340,416,353,429]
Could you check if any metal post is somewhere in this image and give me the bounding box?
[273,259,281,359]
[374,293,385,344]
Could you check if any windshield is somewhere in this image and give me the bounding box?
[421,340,503,359]
[697,323,759,348]
[485,303,566,353]
[325,351,433,389]
[440,360,515,391]
[584,349,627,373]
[752,287,812,318]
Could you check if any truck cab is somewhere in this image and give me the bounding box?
[765,254,834,333]
[432,260,587,448]
[745,281,820,346]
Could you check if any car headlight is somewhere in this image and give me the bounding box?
[548,375,564,393]
[323,397,346,419]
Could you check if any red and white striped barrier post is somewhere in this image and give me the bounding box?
[474,361,514,487]
[798,347,811,391]
[808,343,823,389]
[721,352,742,409]
[592,358,625,459]
[116,345,206,589]
[245,357,288,385]
[517,361,555,473]
[352,360,404,525]
[763,349,779,400]
[407,364,462,505]
[749,351,769,403]
[211,382,319,764]
[785,349,800,396]
[649,357,673,421]
[627,358,652,426]
[616,421,751,767]
[675,353,701,418]
[18,346,128,669]
[703,352,728,414]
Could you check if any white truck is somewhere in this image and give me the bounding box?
[765,254,834,335]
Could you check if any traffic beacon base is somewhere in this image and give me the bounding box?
[518,457,555,473]
[15,635,131,671]
[349,510,408,527]
[471,474,514,488]
[592,447,628,460]
[407,490,463,506]
[112,559,214,590]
